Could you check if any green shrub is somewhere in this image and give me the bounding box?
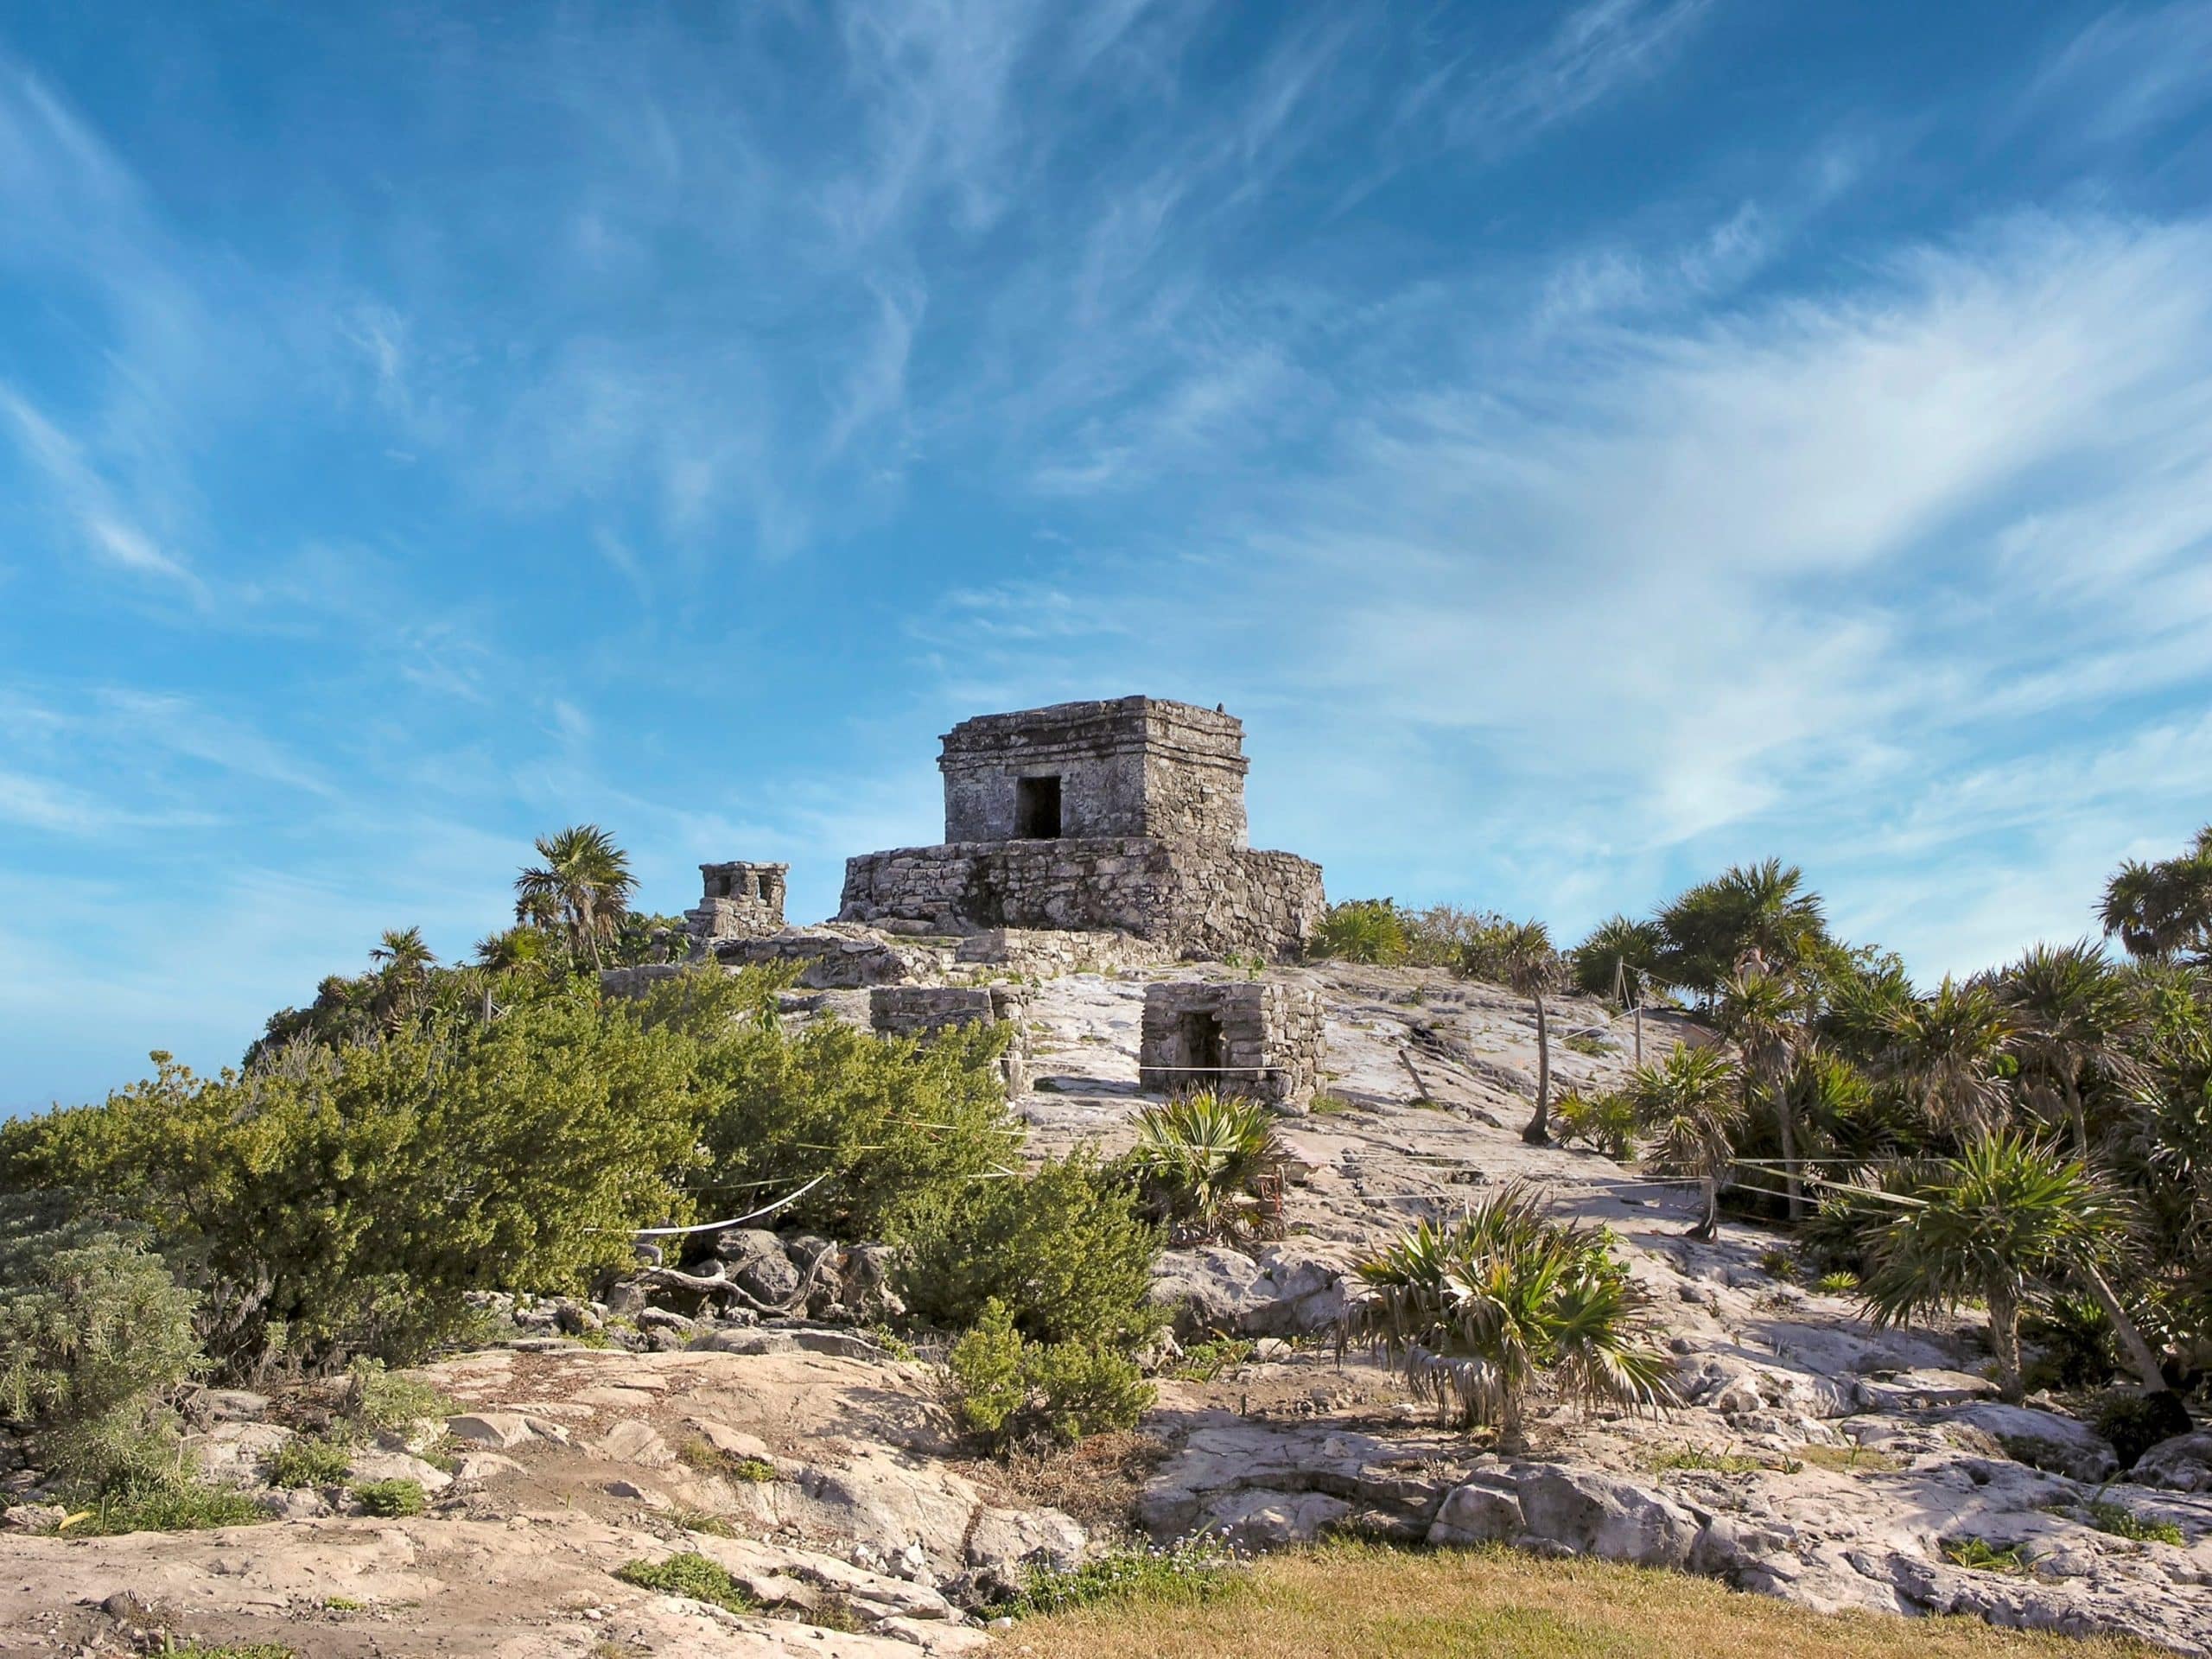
[350,1477,426,1517]
[0,1208,205,1493]
[56,1479,270,1535]
[947,1300,1154,1452]
[1815,1270,1860,1294]
[266,1436,352,1487]
[992,1538,1241,1618]
[614,1550,756,1615]
[2070,1498,2184,1546]
[1758,1248,1799,1282]
[1130,1091,1287,1243]
[1563,1033,1614,1058]
[168,1645,297,1659]
[1551,1089,1636,1160]
[679,988,1023,1246]
[6,1000,701,1379]
[2094,1388,2193,1469]
[1306,900,1409,965]
[900,1150,1161,1349]
[341,1359,454,1435]
[2021,1294,2118,1392]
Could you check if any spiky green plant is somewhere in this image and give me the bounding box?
[1718,967,1808,1217]
[1306,899,1409,965]
[513,823,635,971]
[1552,1088,1637,1160]
[1131,1091,1287,1243]
[1858,1129,2135,1401]
[1622,1044,1743,1239]
[1344,1184,1672,1440]
[1877,977,2014,1135]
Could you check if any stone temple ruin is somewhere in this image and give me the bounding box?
[685,861,788,949]
[1138,979,1325,1110]
[839,696,1324,962]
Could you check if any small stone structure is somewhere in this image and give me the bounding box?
[840,696,1324,961]
[686,861,789,952]
[1139,979,1325,1112]
[869,984,1032,1095]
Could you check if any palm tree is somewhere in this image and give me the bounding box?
[1131,1090,1288,1243]
[1656,859,1827,997]
[474,925,550,976]
[1624,1043,1744,1239]
[1490,920,1562,1145]
[2100,828,2212,961]
[1859,1129,2139,1402]
[1719,967,1808,1218]
[1877,977,2014,1135]
[366,925,436,1031]
[1345,1184,1672,1440]
[514,824,636,971]
[1999,941,2145,1155]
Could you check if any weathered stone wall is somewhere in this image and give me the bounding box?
[1138,978,1326,1111]
[868,984,1031,1094]
[838,837,1323,962]
[953,927,1173,976]
[939,697,1249,848]
[685,861,790,951]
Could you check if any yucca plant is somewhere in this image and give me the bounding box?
[1622,1043,1743,1239]
[1859,1128,2139,1401]
[1131,1091,1287,1243]
[1552,1088,1637,1160]
[1344,1184,1672,1440]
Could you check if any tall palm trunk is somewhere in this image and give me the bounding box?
[1774,1066,1803,1221]
[1522,992,1552,1145]
[2063,1073,2089,1157]
[1985,1280,2024,1402]
[2075,1260,2171,1395]
[1690,1175,1719,1240]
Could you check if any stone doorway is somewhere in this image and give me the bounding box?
[1015,774,1063,839]
[1176,1009,1224,1090]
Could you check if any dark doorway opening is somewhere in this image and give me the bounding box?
[1016,774,1063,838]
[1177,1009,1224,1089]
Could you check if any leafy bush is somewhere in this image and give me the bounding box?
[675,977,1023,1246]
[341,1359,454,1435]
[614,1550,757,1614]
[900,1150,1161,1349]
[350,1477,426,1516]
[947,1300,1154,1452]
[993,1537,1241,1617]
[1306,900,1408,965]
[1168,1338,1256,1382]
[1551,1089,1636,1160]
[1344,1185,1672,1437]
[0,1209,204,1492]
[266,1436,352,1487]
[2021,1294,2118,1392]
[6,995,700,1379]
[1130,1091,1287,1243]
[2094,1388,2192,1469]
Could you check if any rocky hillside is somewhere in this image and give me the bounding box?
[6,958,2210,1657]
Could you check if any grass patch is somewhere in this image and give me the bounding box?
[167,1645,297,1659]
[54,1482,270,1536]
[1789,1443,1899,1475]
[267,1436,353,1487]
[1758,1249,1799,1282]
[322,1596,365,1611]
[665,1505,738,1536]
[677,1436,778,1483]
[350,1478,426,1517]
[1308,1096,1359,1116]
[1169,1338,1256,1382]
[1406,1096,1447,1112]
[614,1551,757,1616]
[2059,1500,2185,1547]
[1647,1446,1767,1475]
[1563,1033,1615,1057]
[1941,1537,2028,1574]
[993,1538,1242,1618]
[1004,1540,2161,1657]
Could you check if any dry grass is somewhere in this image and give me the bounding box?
[996,1541,2163,1659]
[957,1430,1170,1537]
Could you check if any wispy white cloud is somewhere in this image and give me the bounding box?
[2030,1,2212,143]
[0,385,202,592]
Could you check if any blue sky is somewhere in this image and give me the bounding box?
[5,2,2212,1110]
